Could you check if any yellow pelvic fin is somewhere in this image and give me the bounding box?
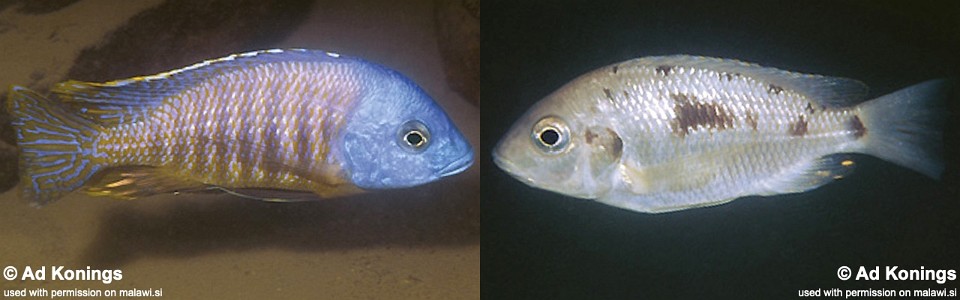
[210,187,319,202]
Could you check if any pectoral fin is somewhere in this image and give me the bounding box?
[618,154,721,196]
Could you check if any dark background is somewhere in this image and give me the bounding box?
[482,1,960,298]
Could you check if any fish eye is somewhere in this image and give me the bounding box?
[531,116,569,153]
[540,129,560,145]
[405,131,425,146]
[398,120,430,152]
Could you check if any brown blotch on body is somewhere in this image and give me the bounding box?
[718,72,742,81]
[805,102,816,114]
[602,88,613,101]
[849,115,867,139]
[745,110,758,131]
[584,126,624,162]
[612,65,619,74]
[788,115,808,137]
[768,84,784,95]
[584,129,598,144]
[670,93,736,137]
[655,65,673,76]
[606,128,623,159]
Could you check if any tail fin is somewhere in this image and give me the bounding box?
[858,79,952,179]
[6,86,104,205]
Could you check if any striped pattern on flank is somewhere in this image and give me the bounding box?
[96,60,365,196]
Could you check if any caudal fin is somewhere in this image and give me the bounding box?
[858,79,952,179]
[7,86,104,205]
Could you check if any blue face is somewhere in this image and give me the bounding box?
[340,64,473,189]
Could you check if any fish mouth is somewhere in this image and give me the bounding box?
[491,154,513,175]
[439,153,474,177]
[492,153,535,185]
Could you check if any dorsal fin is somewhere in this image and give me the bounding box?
[630,55,869,107]
[51,49,349,126]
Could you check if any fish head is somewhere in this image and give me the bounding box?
[494,91,623,199]
[340,67,473,190]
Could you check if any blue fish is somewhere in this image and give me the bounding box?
[7,49,474,205]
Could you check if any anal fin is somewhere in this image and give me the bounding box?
[758,154,856,195]
[85,166,208,200]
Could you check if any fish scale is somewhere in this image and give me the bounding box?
[608,65,868,210]
[87,58,359,196]
[495,55,946,213]
[602,64,856,165]
[8,49,474,205]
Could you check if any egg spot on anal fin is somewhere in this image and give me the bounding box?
[669,93,736,137]
[849,115,867,139]
[757,154,857,195]
[788,115,808,137]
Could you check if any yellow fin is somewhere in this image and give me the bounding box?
[85,166,208,200]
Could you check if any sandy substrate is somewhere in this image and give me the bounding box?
[0,1,479,299]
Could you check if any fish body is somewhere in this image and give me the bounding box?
[8,49,473,205]
[494,55,947,213]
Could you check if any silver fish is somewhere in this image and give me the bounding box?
[494,55,948,213]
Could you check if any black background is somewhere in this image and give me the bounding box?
[482,1,960,298]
